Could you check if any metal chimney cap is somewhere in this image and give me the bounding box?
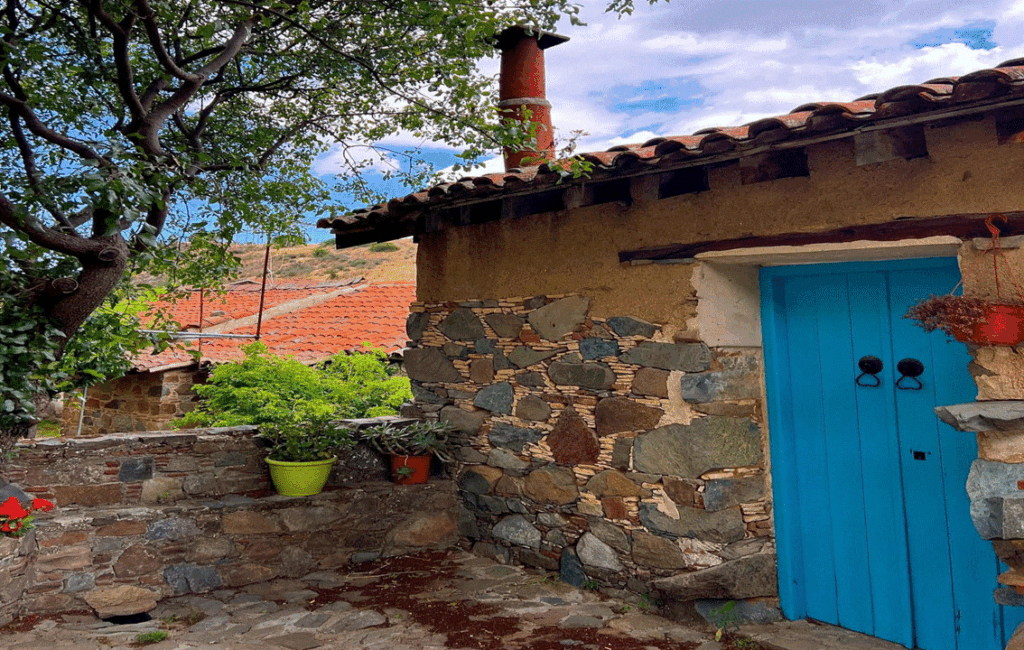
[494,25,570,51]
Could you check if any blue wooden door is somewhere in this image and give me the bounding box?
[761,258,1022,650]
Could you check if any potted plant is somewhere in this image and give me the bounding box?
[260,411,356,496]
[905,294,1024,346]
[361,420,457,484]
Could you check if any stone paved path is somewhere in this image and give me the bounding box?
[0,549,907,650]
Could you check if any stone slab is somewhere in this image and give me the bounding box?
[528,296,590,341]
[633,418,762,478]
[619,342,711,372]
[652,553,777,601]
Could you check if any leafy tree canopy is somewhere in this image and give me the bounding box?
[0,0,651,437]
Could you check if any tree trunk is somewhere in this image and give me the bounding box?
[39,235,129,353]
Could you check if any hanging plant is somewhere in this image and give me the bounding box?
[905,215,1024,346]
[905,295,1024,345]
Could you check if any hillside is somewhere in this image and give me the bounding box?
[231,237,416,284]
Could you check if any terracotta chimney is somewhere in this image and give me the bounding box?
[495,26,569,171]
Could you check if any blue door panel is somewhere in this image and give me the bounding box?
[784,275,841,624]
[848,272,914,644]
[761,258,1020,650]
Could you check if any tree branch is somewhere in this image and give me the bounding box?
[137,0,192,81]
[8,110,77,232]
[0,91,107,163]
[82,0,145,122]
[134,17,255,155]
[0,191,101,258]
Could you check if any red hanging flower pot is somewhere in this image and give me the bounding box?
[970,304,1024,346]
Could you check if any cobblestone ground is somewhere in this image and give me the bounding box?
[0,549,906,650]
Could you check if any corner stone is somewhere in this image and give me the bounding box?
[407,312,430,340]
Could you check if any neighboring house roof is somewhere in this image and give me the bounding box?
[318,57,1024,246]
[135,280,415,372]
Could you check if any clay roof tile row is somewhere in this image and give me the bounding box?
[319,58,1024,240]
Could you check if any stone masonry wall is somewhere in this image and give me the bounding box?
[61,368,204,437]
[0,427,460,625]
[402,294,777,612]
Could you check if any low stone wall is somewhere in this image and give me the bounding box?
[402,294,777,616]
[0,427,460,624]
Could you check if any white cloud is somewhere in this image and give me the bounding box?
[312,142,399,177]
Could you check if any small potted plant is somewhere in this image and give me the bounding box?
[260,411,356,496]
[905,294,1024,346]
[361,420,457,484]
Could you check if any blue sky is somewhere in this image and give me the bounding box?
[303,0,1024,242]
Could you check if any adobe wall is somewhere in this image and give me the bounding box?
[61,368,203,437]
[0,427,460,625]
[402,295,776,619]
[417,115,1024,330]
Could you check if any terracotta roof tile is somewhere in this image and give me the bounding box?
[134,282,415,371]
[318,58,1024,244]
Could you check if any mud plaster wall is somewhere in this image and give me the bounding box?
[417,116,1024,330]
[402,294,776,609]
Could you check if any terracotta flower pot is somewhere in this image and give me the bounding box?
[390,454,431,484]
[969,304,1024,346]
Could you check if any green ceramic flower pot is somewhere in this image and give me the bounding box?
[264,457,335,496]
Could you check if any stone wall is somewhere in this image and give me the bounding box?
[941,237,1024,615]
[61,368,204,437]
[0,427,460,625]
[402,294,777,614]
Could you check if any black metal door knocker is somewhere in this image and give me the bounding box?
[856,356,883,387]
[896,358,925,390]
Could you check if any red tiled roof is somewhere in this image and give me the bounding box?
[318,57,1024,244]
[135,282,415,371]
[148,278,363,329]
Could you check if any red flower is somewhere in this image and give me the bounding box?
[31,499,54,512]
[0,497,27,519]
[0,523,10,532]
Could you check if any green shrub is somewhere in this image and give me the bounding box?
[369,242,399,253]
[312,247,328,258]
[179,343,412,430]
